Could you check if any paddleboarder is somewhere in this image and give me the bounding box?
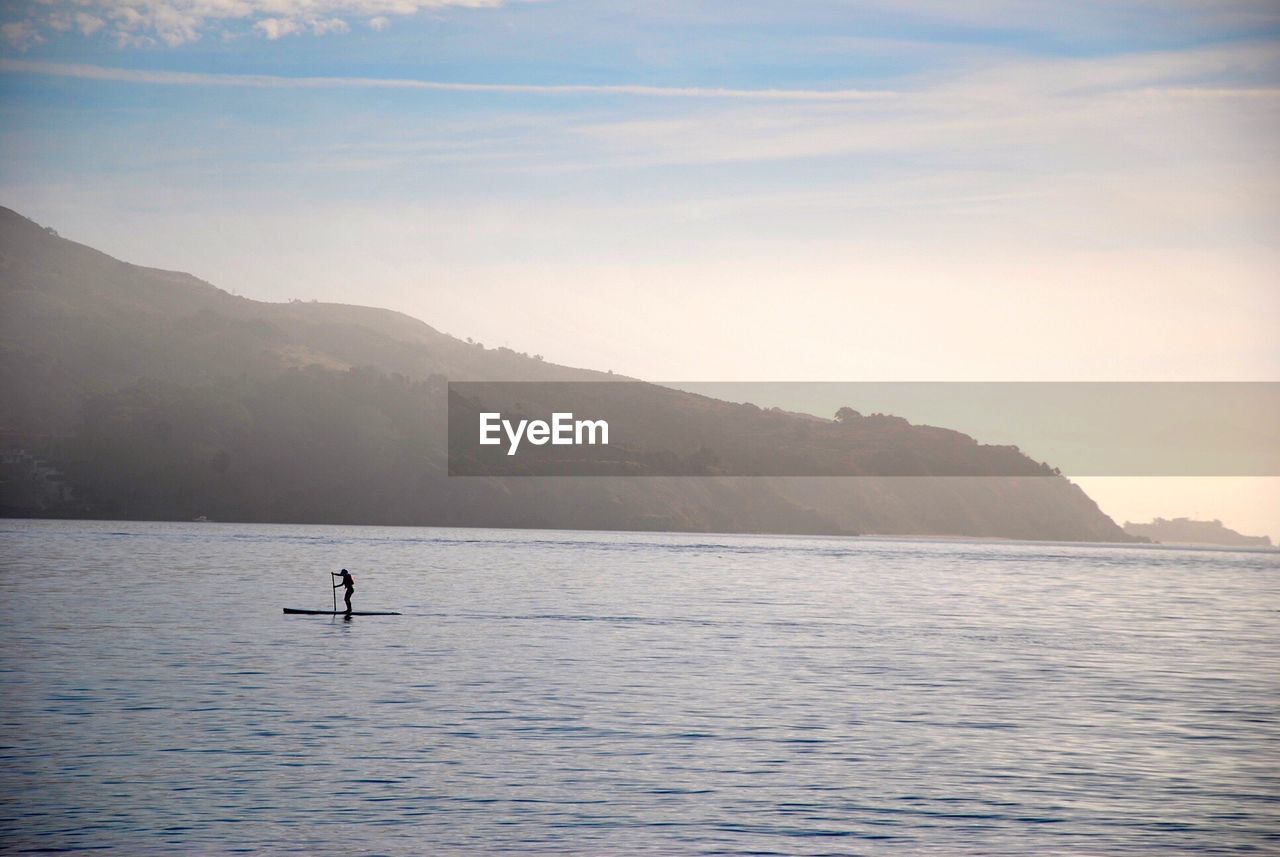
[332,568,355,614]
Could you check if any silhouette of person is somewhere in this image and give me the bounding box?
[332,568,355,614]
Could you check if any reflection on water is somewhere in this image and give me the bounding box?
[1,520,1277,853]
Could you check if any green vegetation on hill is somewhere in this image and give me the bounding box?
[0,206,1135,540]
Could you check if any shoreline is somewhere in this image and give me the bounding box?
[5,515,1276,553]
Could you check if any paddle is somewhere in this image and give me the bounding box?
[330,571,338,613]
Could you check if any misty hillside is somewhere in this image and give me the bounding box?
[0,206,1134,540]
[1123,518,1272,548]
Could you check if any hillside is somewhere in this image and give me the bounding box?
[1124,518,1272,548]
[0,206,1134,540]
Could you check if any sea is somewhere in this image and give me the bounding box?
[1,519,1277,854]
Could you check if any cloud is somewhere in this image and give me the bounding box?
[310,17,351,36]
[253,17,300,40]
[74,13,105,36]
[251,15,348,40]
[1,20,44,48]
[0,58,901,100]
[2,42,1274,110]
[1,0,502,48]
[557,43,1280,168]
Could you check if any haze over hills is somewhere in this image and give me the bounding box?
[1123,518,1272,548]
[0,206,1135,540]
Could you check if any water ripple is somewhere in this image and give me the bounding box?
[0,520,1277,854]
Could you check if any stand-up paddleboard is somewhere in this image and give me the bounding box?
[283,608,402,616]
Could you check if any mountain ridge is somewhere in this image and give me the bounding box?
[0,206,1136,541]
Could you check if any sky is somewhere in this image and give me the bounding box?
[1,0,1278,538]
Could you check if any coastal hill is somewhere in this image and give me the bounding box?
[1124,518,1272,548]
[0,206,1134,540]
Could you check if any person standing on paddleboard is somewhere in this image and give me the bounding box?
[332,568,355,614]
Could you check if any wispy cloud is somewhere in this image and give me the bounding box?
[0,0,503,48]
[5,0,1280,51]
[552,43,1280,167]
[5,53,1278,104]
[0,59,900,101]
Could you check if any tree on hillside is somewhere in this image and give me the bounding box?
[834,406,862,423]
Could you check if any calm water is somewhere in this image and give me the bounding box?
[1,520,1277,854]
